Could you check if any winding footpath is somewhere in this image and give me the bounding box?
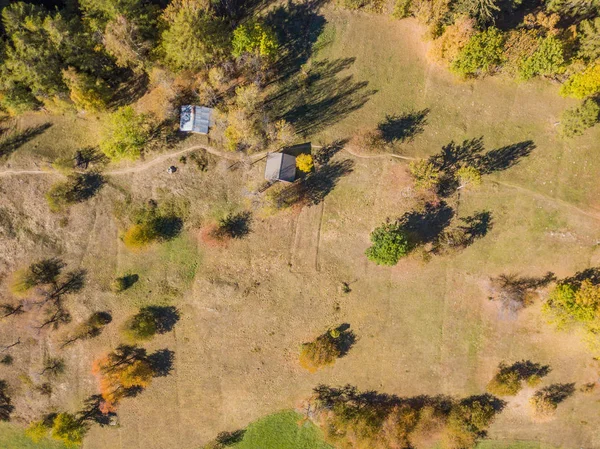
[1,143,599,222]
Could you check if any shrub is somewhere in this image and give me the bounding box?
[100,106,152,161]
[123,223,157,249]
[409,159,440,189]
[27,413,88,447]
[46,172,105,212]
[487,361,551,396]
[299,332,342,373]
[451,27,505,77]
[559,98,600,137]
[365,221,411,266]
[123,309,158,341]
[487,368,521,396]
[518,36,565,80]
[560,64,600,99]
[296,154,314,173]
[232,21,278,59]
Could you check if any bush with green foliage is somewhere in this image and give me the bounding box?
[559,98,600,137]
[100,106,152,161]
[451,27,505,77]
[232,21,278,59]
[365,221,411,266]
[160,0,228,71]
[518,36,565,80]
[123,308,158,341]
[560,64,600,98]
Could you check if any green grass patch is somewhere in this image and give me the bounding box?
[231,411,332,449]
[118,231,201,306]
[0,423,67,449]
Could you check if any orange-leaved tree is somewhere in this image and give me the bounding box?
[92,345,154,408]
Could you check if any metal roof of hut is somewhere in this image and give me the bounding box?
[264,152,297,182]
[179,105,213,134]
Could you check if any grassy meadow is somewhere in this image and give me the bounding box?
[0,4,600,449]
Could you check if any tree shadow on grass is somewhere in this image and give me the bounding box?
[334,324,356,358]
[154,216,183,240]
[459,210,493,244]
[144,306,180,334]
[78,394,116,426]
[72,172,106,202]
[148,349,175,377]
[314,139,348,165]
[266,0,327,83]
[266,57,376,136]
[536,383,576,405]
[217,211,252,239]
[429,138,536,197]
[508,360,552,379]
[398,201,455,247]
[216,429,246,446]
[560,267,600,287]
[377,109,429,144]
[0,123,52,158]
[303,159,354,205]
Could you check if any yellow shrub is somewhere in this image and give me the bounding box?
[296,153,314,173]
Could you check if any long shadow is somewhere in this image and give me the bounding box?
[479,140,536,174]
[78,394,116,426]
[459,210,493,245]
[143,306,180,334]
[535,383,576,405]
[266,0,327,83]
[0,380,13,422]
[333,323,356,358]
[314,139,348,165]
[267,58,375,135]
[377,109,429,144]
[560,267,600,287]
[508,360,551,379]
[0,123,52,158]
[303,159,354,205]
[490,272,555,313]
[429,138,536,196]
[216,211,252,239]
[398,201,454,246]
[148,349,175,377]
